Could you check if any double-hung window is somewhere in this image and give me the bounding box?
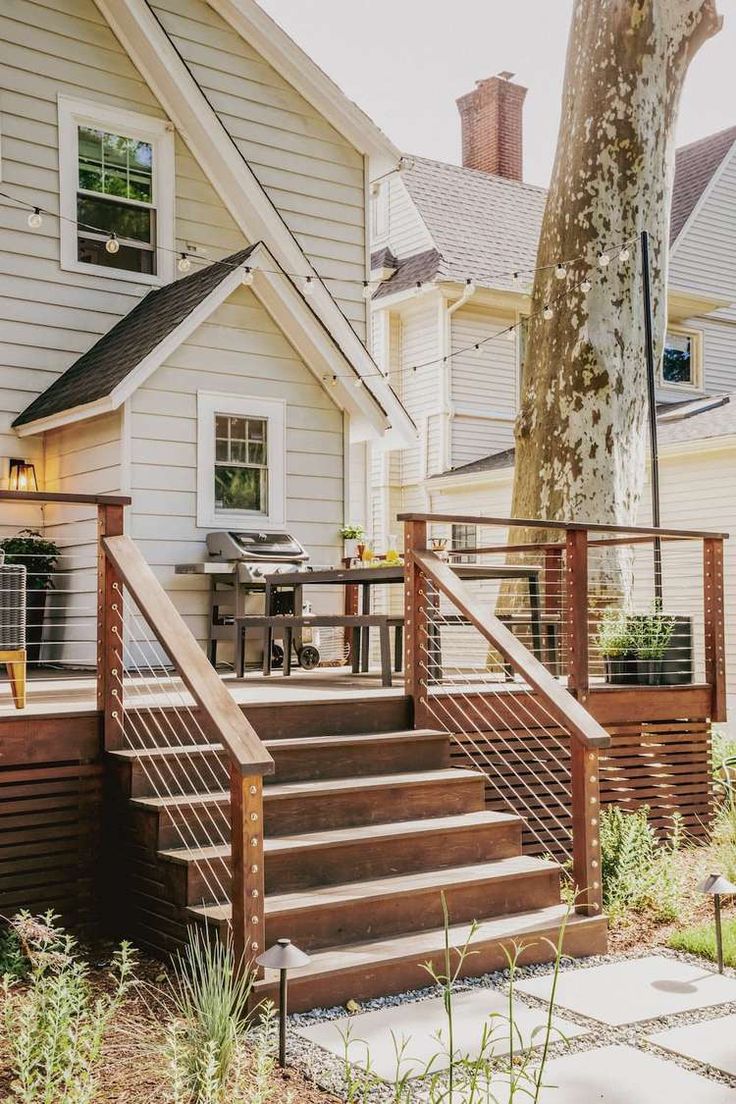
[662,327,703,390]
[197,393,285,528]
[451,524,478,564]
[58,97,174,284]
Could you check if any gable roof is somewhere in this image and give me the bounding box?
[378,129,736,298]
[13,245,399,440]
[14,247,256,429]
[670,126,736,245]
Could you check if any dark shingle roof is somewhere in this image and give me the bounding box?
[430,446,516,479]
[670,127,736,245]
[373,248,442,299]
[14,246,257,428]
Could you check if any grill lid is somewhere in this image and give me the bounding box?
[206,530,308,562]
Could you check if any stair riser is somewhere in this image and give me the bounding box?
[118,736,451,797]
[267,869,561,951]
[256,918,609,1013]
[180,820,523,905]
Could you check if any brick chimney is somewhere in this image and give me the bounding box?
[456,72,527,180]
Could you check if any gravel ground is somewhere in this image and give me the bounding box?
[286,944,736,1102]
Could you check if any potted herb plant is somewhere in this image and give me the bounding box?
[339,522,365,562]
[596,608,638,684]
[630,611,676,685]
[0,529,60,663]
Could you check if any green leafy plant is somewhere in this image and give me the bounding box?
[2,911,135,1104]
[339,523,365,540]
[164,926,254,1104]
[595,608,632,658]
[231,1002,293,1104]
[629,611,676,661]
[0,530,60,591]
[0,924,28,981]
[600,805,684,921]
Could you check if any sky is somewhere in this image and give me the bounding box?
[258,0,736,187]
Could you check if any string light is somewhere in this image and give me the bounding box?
[27,208,42,229]
[473,343,482,356]
[303,276,314,296]
[619,246,631,262]
[354,376,364,387]
[241,266,254,286]
[362,280,372,300]
[465,278,477,295]
[598,252,610,268]
[581,278,592,294]
[505,328,515,342]
[177,252,192,273]
[555,264,567,280]
[105,233,120,255]
[512,272,520,285]
[413,281,423,296]
[543,305,554,320]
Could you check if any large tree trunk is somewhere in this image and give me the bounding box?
[507,0,721,601]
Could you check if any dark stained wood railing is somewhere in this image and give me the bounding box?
[400,511,729,918]
[1,491,274,971]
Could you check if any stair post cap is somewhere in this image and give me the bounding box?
[256,938,311,971]
[698,872,736,896]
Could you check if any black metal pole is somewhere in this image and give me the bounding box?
[278,968,288,1066]
[640,230,663,608]
[715,894,724,974]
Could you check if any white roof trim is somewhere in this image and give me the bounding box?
[206,0,400,176]
[16,245,395,439]
[92,0,414,446]
[671,136,736,256]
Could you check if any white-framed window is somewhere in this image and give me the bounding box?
[58,96,174,285]
[661,327,703,390]
[451,523,477,563]
[197,392,286,528]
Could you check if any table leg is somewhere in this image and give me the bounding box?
[236,624,245,678]
[262,626,272,676]
[351,627,360,674]
[361,583,370,673]
[283,627,292,676]
[379,623,392,688]
[529,575,543,661]
[394,625,403,672]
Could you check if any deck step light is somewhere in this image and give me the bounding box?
[256,938,310,1067]
[697,872,736,973]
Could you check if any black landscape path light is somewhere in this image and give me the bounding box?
[256,937,311,1067]
[697,872,736,973]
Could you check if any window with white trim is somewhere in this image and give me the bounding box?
[451,523,477,563]
[197,393,285,528]
[58,97,174,284]
[662,327,703,390]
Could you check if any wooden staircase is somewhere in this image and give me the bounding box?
[109,698,607,1012]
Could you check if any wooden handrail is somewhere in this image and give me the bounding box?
[102,534,274,775]
[413,549,610,749]
[1,490,132,506]
[399,512,729,540]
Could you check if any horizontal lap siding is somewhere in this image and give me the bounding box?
[149,0,368,339]
[129,285,344,648]
[0,0,246,491]
[450,306,517,467]
[670,148,736,304]
[373,176,434,258]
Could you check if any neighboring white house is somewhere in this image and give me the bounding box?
[0,0,417,655]
[368,72,736,701]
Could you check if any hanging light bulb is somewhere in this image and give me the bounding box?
[512,272,520,285]
[465,278,477,295]
[106,233,120,255]
[330,374,338,386]
[555,263,567,280]
[581,278,592,294]
[362,280,372,300]
[619,246,631,262]
[597,252,610,268]
[27,208,43,229]
[177,252,191,273]
[543,305,554,320]
[505,328,515,342]
[413,281,422,296]
[241,266,254,286]
[303,276,315,296]
[473,343,483,356]
[353,376,364,387]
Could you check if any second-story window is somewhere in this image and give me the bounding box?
[451,524,478,563]
[58,97,174,284]
[662,328,703,390]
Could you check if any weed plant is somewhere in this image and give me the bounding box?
[599,805,684,921]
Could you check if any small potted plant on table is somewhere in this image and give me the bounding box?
[0,529,60,664]
[339,522,365,563]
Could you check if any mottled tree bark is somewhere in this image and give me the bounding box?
[507,0,721,598]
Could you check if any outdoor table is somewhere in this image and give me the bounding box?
[263,562,543,676]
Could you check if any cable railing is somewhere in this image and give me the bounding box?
[400,511,729,917]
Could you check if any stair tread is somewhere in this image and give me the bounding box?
[189,856,558,922]
[131,767,482,809]
[253,906,598,985]
[158,810,521,865]
[109,729,445,761]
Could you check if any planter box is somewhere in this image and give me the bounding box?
[604,655,639,685]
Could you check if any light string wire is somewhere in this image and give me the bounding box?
[0,183,635,292]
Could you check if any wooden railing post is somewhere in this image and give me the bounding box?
[404,519,429,728]
[230,765,266,975]
[571,741,603,916]
[704,536,727,723]
[565,528,589,706]
[97,503,125,749]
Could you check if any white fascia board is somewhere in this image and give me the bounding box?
[207,0,400,178]
[15,396,116,438]
[93,0,414,444]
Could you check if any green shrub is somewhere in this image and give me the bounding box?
[600,805,684,921]
[2,911,135,1104]
[0,925,28,980]
[165,926,254,1104]
[669,916,736,967]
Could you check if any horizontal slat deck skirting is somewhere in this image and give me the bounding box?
[0,716,103,929]
[447,687,713,857]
